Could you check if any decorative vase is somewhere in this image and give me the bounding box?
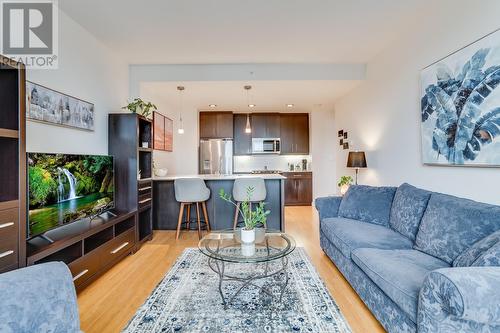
[241,243,255,257]
[241,228,255,244]
[340,184,350,196]
[154,168,168,177]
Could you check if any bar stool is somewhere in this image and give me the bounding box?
[232,177,267,229]
[174,178,211,239]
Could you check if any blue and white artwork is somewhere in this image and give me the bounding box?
[421,30,500,166]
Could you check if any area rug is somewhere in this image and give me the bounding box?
[122,248,351,333]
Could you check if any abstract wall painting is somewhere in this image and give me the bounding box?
[153,111,173,152]
[26,81,94,131]
[420,29,500,166]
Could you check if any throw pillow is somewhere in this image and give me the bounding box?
[338,185,396,226]
[389,183,431,241]
[454,229,500,267]
[414,193,500,264]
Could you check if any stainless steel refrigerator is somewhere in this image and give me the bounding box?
[199,139,233,175]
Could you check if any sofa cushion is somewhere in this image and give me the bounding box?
[338,185,397,226]
[389,183,431,241]
[472,243,500,267]
[414,193,500,264]
[454,229,500,267]
[320,217,412,258]
[352,248,449,323]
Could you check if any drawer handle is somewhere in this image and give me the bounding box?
[0,250,14,259]
[111,242,129,254]
[139,186,152,191]
[73,269,89,281]
[139,198,152,204]
[0,222,14,229]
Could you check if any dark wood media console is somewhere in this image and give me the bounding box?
[27,211,137,290]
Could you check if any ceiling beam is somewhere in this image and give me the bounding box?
[129,63,366,97]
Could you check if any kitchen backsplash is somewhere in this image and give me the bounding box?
[233,155,312,173]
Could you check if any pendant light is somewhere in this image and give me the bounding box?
[177,86,185,134]
[244,85,253,134]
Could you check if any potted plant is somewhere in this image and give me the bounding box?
[338,175,353,195]
[219,186,270,244]
[122,98,157,118]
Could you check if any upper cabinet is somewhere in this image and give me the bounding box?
[280,113,309,155]
[200,111,309,155]
[233,114,252,155]
[250,113,280,138]
[199,111,233,139]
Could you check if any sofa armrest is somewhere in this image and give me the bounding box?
[0,262,80,333]
[418,267,500,332]
[315,196,342,220]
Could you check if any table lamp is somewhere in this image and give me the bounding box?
[347,151,367,185]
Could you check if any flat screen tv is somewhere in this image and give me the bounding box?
[27,153,114,239]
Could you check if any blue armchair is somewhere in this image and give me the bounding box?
[0,262,80,333]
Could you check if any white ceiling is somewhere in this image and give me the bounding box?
[140,80,361,111]
[60,0,429,64]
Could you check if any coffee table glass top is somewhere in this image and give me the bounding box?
[198,228,296,263]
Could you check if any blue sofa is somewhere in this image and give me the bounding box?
[0,262,81,333]
[316,183,500,333]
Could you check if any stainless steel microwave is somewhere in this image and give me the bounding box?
[252,138,281,154]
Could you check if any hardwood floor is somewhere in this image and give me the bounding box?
[78,206,385,333]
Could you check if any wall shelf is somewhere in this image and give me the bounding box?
[109,113,154,250]
[0,128,19,139]
[0,55,26,274]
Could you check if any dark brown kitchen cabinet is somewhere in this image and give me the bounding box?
[199,111,233,139]
[283,172,312,206]
[251,113,280,138]
[233,114,252,155]
[280,113,309,155]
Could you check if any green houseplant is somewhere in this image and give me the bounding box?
[122,98,157,118]
[219,186,270,243]
[338,175,353,195]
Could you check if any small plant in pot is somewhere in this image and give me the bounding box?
[122,98,157,118]
[338,175,353,195]
[219,187,270,244]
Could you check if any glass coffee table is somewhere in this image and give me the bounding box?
[198,228,296,310]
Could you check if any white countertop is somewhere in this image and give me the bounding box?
[153,173,286,181]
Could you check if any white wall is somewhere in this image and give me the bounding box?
[310,105,337,198]
[334,0,500,205]
[138,87,198,175]
[26,10,128,155]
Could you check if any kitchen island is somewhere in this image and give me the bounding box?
[152,174,286,231]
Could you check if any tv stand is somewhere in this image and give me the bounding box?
[107,211,118,217]
[89,208,118,222]
[27,210,137,291]
[39,234,55,244]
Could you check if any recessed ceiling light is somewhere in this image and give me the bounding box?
[209,104,217,108]
[286,104,294,108]
[248,104,256,108]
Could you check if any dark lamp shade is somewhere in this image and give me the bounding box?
[347,151,367,168]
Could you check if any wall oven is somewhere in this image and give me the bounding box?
[252,138,281,154]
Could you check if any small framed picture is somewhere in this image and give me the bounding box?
[338,130,344,137]
[343,142,349,150]
[339,139,344,146]
[343,132,348,139]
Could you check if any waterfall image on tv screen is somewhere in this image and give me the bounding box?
[28,153,114,238]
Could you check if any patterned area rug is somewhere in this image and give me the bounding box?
[123,248,351,333]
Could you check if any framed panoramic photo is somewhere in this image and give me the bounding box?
[26,81,95,131]
[420,29,500,167]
